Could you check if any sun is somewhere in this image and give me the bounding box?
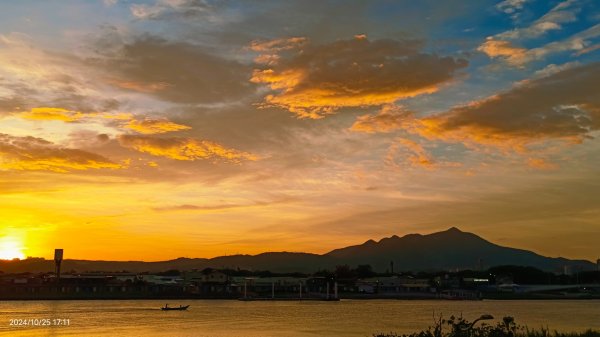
[0,236,26,260]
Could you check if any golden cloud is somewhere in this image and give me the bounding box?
[15,107,125,123]
[250,36,467,118]
[118,135,258,162]
[19,107,85,122]
[125,118,192,134]
[14,107,191,136]
[0,133,124,173]
[1,158,123,173]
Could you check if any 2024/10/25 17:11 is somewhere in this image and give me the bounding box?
[8,318,70,326]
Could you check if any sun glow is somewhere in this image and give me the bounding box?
[0,236,26,260]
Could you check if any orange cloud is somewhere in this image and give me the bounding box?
[477,38,528,67]
[251,69,305,91]
[16,107,133,123]
[118,135,258,162]
[408,112,538,153]
[0,133,124,173]
[19,107,85,122]
[125,118,191,134]
[251,36,467,118]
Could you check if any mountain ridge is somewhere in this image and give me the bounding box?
[0,227,594,273]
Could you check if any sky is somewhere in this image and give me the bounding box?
[0,0,599,262]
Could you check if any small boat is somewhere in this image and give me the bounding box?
[161,304,190,311]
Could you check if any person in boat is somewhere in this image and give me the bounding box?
[165,304,168,308]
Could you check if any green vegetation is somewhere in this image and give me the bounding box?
[373,316,600,337]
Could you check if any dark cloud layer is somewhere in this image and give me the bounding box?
[426,62,600,146]
[97,36,254,104]
[352,62,600,150]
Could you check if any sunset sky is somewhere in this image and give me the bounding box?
[0,0,599,262]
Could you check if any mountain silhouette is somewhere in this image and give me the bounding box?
[325,227,593,272]
[1,227,594,273]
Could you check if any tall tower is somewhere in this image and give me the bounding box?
[54,249,63,282]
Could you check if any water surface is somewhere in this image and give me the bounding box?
[1,299,599,336]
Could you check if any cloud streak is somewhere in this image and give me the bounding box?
[124,118,192,134]
[118,135,258,162]
[479,2,599,67]
[496,0,579,40]
[351,105,417,134]
[13,106,191,136]
[0,133,123,173]
[18,107,85,122]
[130,0,214,20]
[385,138,436,169]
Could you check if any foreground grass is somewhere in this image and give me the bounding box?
[374,316,600,337]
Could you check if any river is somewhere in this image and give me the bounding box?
[1,299,599,336]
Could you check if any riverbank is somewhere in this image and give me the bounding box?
[374,315,600,337]
[2,294,600,300]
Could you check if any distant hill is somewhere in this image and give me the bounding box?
[324,227,595,272]
[1,227,595,274]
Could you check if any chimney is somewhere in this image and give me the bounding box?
[54,249,63,282]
